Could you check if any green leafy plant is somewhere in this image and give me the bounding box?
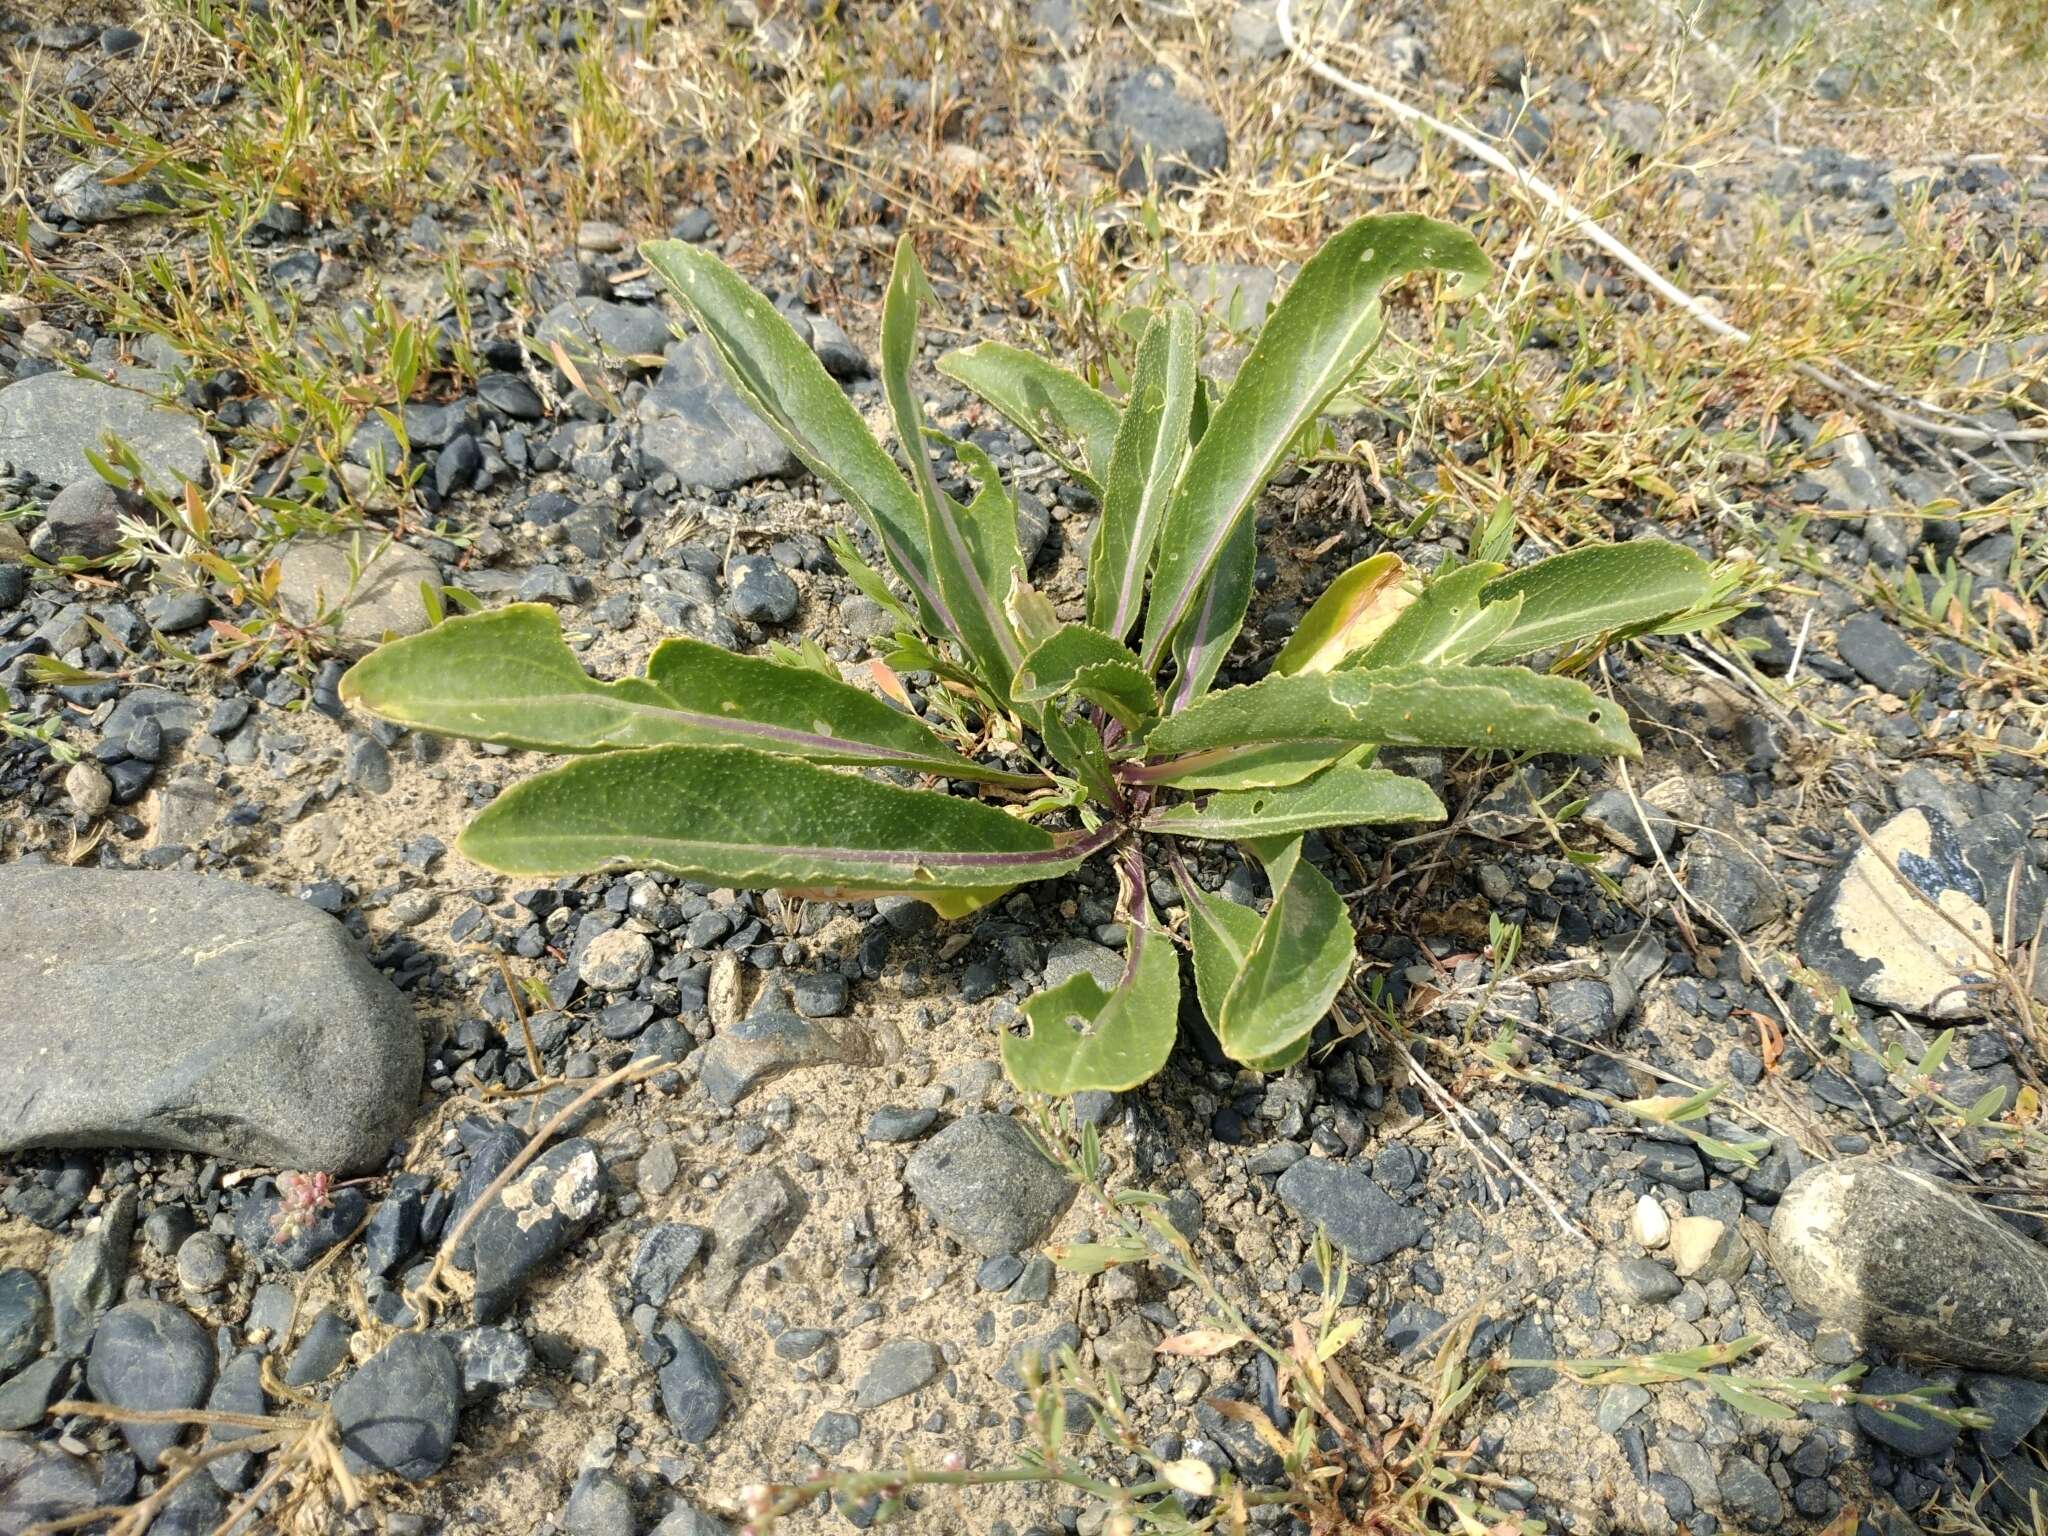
[342,213,1712,1094]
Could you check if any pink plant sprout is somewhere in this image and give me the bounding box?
[270,1170,333,1245]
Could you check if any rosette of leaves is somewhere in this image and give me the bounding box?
[342,214,1711,1095]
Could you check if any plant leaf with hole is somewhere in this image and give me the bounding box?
[1012,624,1158,728]
[1348,562,1519,668]
[1473,542,1713,662]
[1140,215,1489,674]
[1089,304,1196,640]
[882,238,1025,699]
[936,341,1119,494]
[640,239,942,627]
[460,745,1097,910]
[1003,899,1180,1093]
[340,604,1041,787]
[1273,553,1416,675]
[1144,764,1444,840]
[1142,664,1640,764]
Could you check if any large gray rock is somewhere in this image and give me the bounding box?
[0,865,422,1171]
[45,159,165,222]
[904,1114,1074,1256]
[636,336,797,491]
[1092,67,1228,193]
[535,297,675,367]
[1770,1159,2048,1375]
[274,537,440,657]
[1796,807,1994,1020]
[0,373,210,493]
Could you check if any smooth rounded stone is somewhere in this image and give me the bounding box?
[564,1468,636,1536]
[0,1357,69,1431]
[1091,65,1227,193]
[1771,1159,2048,1373]
[1275,1159,1425,1265]
[0,864,423,1172]
[175,1231,230,1292]
[1852,1365,1962,1458]
[1716,1455,1784,1525]
[976,1254,1025,1292]
[651,1503,733,1536]
[49,1188,136,1354]
[0,1269,48,1376]
[31,478,142,561]
[464,1138,606,1324]
[699,985,874,1109]
[773,1327,832,1361]
[454,1327,533,1402]
[334,1333,461,1480]
[702,1168,806,1307]
[204,1350,267,1491]
[654,1319,729,1444]
[636,336,797,490]
[273,536,440,658]
[853,1339,941,1408]
[1964,1374,2048,1459]
[0,1444,98,1529]
[536,296,675,366]
[1580,787,1678,860]
[724,553,799,624]
[1543,977,1617,1041]
[864,1105,939,1144]
[0,373,210,492]
[1633,1194,1672,1249]
[1668,1217,1750,1284]
[283,1308,353,1386]
[477,371,545,420]
[790,971,849,1017]
[144,1473,226,1536]
[86,1299,215,1468]
[580,928,653,991]
[1835,612,1934,697]
[1597,1382,1652,1432]
[904,1114,1076,1257]
[1680,837,1786,934]
[1043,938,1124,991]
[1605,1257,1683,1304]
[631,1223,707,1307]
[1795,808,1993,1021]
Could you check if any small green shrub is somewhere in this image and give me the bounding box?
[343,213,1710,1094]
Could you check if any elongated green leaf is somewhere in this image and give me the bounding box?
[1013,624,1157,728]
[461,745,1108,910]
[1141,664,1640,764]
[937,341,1118,494]
[640,240,943,628]
[1140,215,1489,673]
[1350,562,1518,669]
[1164,509,1256,713]
[1131,740,1354,792]
[1217,839,1352,1067]
[1272,553,1414,676]
[1003,899,1180,1094]
[340,604,1043,788]
[882,239,1024,698]
[1180,873,1263,1025]
[1089,305,1197,639]
[1145,764,1444,840]
[1473,542,1712,662]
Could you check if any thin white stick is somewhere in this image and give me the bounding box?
[1274,0,2048,448]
